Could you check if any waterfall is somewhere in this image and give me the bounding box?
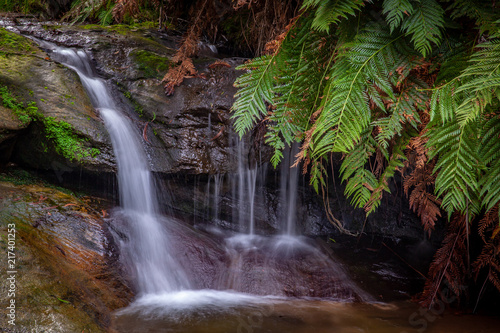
[279,143,301,236]
[44,43,190,294]
[232,138,259,234]
[33,37,369,311]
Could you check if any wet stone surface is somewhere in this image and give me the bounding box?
[0,180,132,332]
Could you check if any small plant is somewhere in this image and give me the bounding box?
[0,84,100,162]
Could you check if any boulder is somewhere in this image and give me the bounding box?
[0,180,132,331]
[0,27,115,173]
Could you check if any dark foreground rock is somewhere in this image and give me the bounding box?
[0,180,132,332]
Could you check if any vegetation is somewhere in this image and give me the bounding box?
[0,84,99,161]
[0,28,33,55]
[0,0,43,14]
[231,0,500,309]
[131,49,172,79]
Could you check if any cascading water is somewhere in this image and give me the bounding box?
[231,138,265,234]
[42,41,190,294]
[279,143,301,236]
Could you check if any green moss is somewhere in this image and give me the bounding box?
[131,49,172,79]
[80,24,105,30]
[41,115,100,162]
[123,91,144,117]
[0,28,33,55]
[0,85,100,162]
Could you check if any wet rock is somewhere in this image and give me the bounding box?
[109,211,228,291]
[0,105,28,165]
[0,181,132,332]
[214,235,368,299]
[0,28,115,173]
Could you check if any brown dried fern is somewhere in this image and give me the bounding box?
[419,214,468,308]
[473,206,500,299]
[404,160,441,236]
[160,0,209,95]
[478,205,499,242]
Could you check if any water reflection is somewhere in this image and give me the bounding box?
[114,295,500,333]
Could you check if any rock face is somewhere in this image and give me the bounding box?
[0,27,115,172]
[1,21,245,175]
[0,180,132,332]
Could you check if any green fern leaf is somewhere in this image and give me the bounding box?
[401,0,444,57]
[479,116,500,211]
[302,0,366,33]
[382,0,414,33]
[232,55,277,137]
[311,25,404,158]
[427,120,481,215]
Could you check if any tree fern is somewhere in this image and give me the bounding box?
[232,55,278,136]
[302,0,366,33]
[401,0,445,57]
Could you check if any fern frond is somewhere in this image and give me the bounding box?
[301,0,366,33]
[265,19,329,167]
[427,120,481,215]
[373,78,427,148]
[455,38,500,126]
[420,214,467,308]
[405,161,441,236]
[310,25,404,159]
[232,55,278,136]
[478,205,499,242]
[364,132,409,214]
[344,168,378,209]
[401,0,445,57]
[481,153,500,212]
[382,0,414,33]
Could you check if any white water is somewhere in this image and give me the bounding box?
[280,143,301,236]
[45,43,190,294]
[233,139,262,234]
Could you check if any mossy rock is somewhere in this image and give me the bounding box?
[0,180,132,332]
[0,31,115,172]
[131,49,172,79]
[0,28,35,56]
